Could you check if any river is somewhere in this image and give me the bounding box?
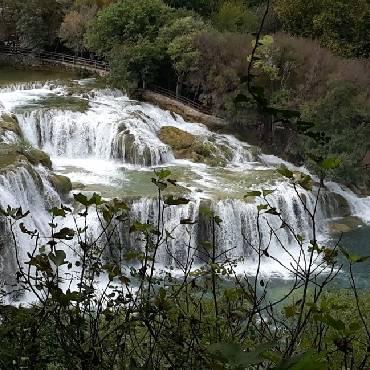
[0,69,369,301]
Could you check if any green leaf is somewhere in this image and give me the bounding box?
[164,195,190,206]
[277,165,294,179]
[53,228,75,240]
[103,264,121,281]
[208,342,273,368]
[283,304,298,318]
[129,222,152,234]
[265,207,280,216]
[50,207,66,217]
[314,313,345,331]
[339,246,370,263]
[296,174,313,191]
[262,189,275,196]
[14,207,30,220]
[155,169,171,180]
[89,192,102,206]
[19,223,36,236]
[319,157,341,170]
[49,250,67,267]
[74,193,89,206]
[274,351,326,369]
[244,191,261,198]
[349,321,362,332]
[151,178,167,191]
[214,215,223,226]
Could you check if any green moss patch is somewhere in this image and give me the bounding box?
[159,126,228,167]
[0,114,22,137]
[49,174,72,196]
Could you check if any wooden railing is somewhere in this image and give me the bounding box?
[147,84,212,115]
[0,45,214,115]
[0,45,109,72]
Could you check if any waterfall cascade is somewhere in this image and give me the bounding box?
[0,80,369,284]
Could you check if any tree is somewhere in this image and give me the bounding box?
[59,7,96,54]
[75,0,114,7]
[16,0,66,49]
[109,37,166,89]
[190,30,253,110]
[212,0,258,33]
[2,168,370,368]
[159,16,207,96]
[275,0,370,57]
[0,0,22,42]
[302,81,370,186]
[85,0,172,87]
[85,0,171,55]
[163,0,220,17]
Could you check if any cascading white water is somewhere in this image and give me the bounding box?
[0,165,62,286]
[17,106,175,166]
[129,198,199,265]
[212,185,343,274]
[1,81,369,280]
[0,82,50,93]
[13,90,255,167]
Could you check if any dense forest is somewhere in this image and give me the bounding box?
[1,0,369,191]
[1,1,370,369]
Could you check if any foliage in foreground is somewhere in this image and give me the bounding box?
[0,165,370,369]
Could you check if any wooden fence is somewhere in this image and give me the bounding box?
[0,45,213,115]
[0,45,109,73]
[147,85,212,116]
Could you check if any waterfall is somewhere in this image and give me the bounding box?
[213,185,341,258]
[0,82,48,93]
[1,82,368,281]
[104,198,199,267]
[327,182,370,224]
[0,165,62,287]
[17,108,175,166]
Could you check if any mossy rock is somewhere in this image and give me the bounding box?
[159,126,196,151]
[0,141,52,172]
[0,151,27,170]
[22,148,52,169]
[0,114,22,137]
[49,174,72,196]
[329,223,352,234]
[332,193,351,217]
[159,126,227,167]
[0,144,28,171]
[72,182,86,190]
[329,216,364,234]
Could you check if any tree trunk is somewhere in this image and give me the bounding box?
[176,77,182,97]
[261,111,273,145]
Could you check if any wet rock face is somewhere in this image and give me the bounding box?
[0,114,22,137]
[21,148,52,169]
[0,144,52,172]
[0,119,71,199]
[48,174,72,197]
[159,126,196,152]
[0,217,17,289]
[328,216,364,234]
[159,126,227,167]
[0,113,51,171]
